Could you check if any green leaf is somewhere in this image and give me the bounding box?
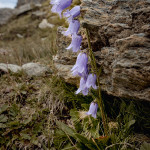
[140,142,150,150]
[0,114,8,123]
[74,133,97,150]
[56,121,76,138]
[0,123,7,128]
[23,116,32,125]
[31,136,39,146]
[74,133,89,143]
[8,120,20,127]
[125,120,135,129]
[20,133,31,140]
[61,143,74,150]
[0,104,9,114]
[21,91,27,94]
[9,104,20,117]
[81,104,89,110]
[70,109,79,122]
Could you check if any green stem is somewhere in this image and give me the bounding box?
[85,28,108,136]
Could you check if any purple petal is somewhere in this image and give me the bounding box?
[71,53,88,76]
[63,20,80,36]
[86,102,98,118]
[82,88,89,95]
[63,6,80,21]
[51,0,72,18]
[76,77,89,95]
[86,74,97,89]
[66,34,82,52]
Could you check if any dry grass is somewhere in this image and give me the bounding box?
[0,72,70,149]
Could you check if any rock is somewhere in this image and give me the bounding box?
[80,0,150,101]
[14,4,33,16]
[22,63,52,77]
[56,0,150,101]
[16,34,24,38]
[53,27,78,84]
[94,34,150,101]
[54,63,79,84]
[17,0,46,7]
[38,19,54,29]
[0,62,52,77]
[0,63,22,74]
[80,0,150,48]
[54,27,77,65]
[31,11,46,19]
[0,8,14,25]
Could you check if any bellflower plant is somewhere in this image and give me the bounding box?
[50,0,108,135]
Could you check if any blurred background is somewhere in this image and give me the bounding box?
[0,0,17,8]
[0,0,67,65]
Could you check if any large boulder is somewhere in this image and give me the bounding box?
[22,63,52,77]
[80,0,150,101]
[55,0,150,101]
[0,8,14,25]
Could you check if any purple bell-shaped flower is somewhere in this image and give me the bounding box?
[71,53,88,76]
[51,0,72,18]
[86,74,97,89]
[64,6,80,21]
[66,33,82,52]
[76,77,89,95]
[63,20,80,36]
[86,102,98,118]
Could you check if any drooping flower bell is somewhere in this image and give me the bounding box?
[64,6,80,22]
[86,74,97,89]
[76,77,89,95]
[86,102,98,118]
[66,33,82,52]
[71,52,88,76]
[50,0,72,18]
[63,20,80,36]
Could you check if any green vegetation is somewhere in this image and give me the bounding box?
[0,72,89,149]
[0,72,149,149]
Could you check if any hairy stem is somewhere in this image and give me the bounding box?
[85,28,108,135]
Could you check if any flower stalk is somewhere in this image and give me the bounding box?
[85,28,108,135]
[50,0,108,136]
